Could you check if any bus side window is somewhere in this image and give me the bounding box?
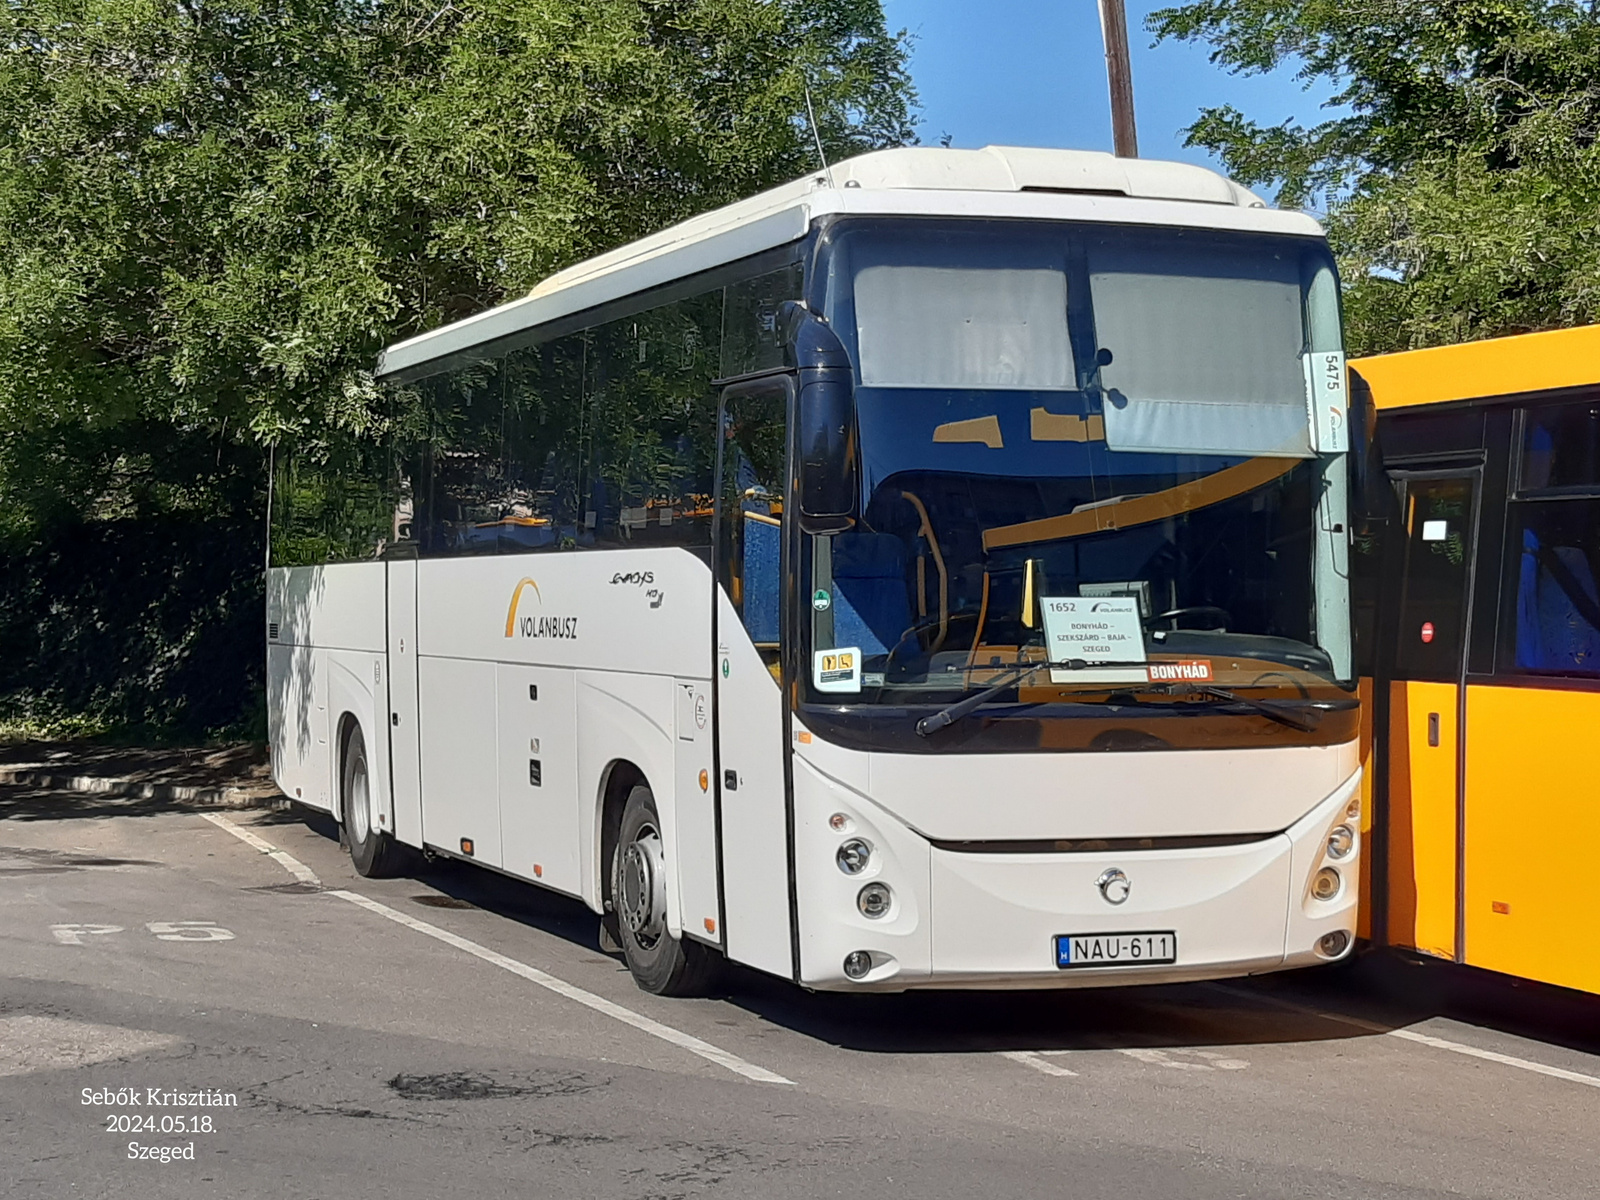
[717,385,789,666]
[1502,401,1600,677]
[1503,503,1600,676]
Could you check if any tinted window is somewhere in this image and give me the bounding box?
[1501,498,1600,677]
[722,263,803,378]
[367,254,801,562]
[1394,475,1477,681]
[585,294,723,551]
[270,441,395,567]
[1520,401,1600,494]
[718,386,789,664]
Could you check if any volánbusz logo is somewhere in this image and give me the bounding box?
[503,577,580,640]
[1147,660,1213,682]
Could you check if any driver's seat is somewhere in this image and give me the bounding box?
[830,533,911,658]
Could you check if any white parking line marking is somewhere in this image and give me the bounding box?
[1119,1047,1208,1071]
[326,889,795,1087]
[1116,1047,1250,1071]
[201,813,321,887]
[146,921,234,942]
[50,924,123,945]
[999,1050,1079,1077]
[1214,984,1600,1091]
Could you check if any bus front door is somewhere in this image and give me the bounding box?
[712,379,796,979]
[1383,470,1481,962]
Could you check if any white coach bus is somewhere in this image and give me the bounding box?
[267,145,1366,996]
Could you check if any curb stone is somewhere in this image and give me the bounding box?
[0,767,288,810]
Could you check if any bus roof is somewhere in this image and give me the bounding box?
[1352,323,1600,411]
[376,145,1323,382]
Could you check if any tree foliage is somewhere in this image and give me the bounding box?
[1149,1,1600,353]
[0,0,914,735]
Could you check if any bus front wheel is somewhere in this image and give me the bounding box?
[611,784,720,996]
[341,725,410,879]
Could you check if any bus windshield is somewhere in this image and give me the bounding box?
[800,217,1350,728]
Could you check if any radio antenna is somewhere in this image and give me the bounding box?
[803,83,836,188]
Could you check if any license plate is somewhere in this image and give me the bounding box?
[1055,931,1177,969]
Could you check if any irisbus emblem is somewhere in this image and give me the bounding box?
[1096,868,1131,905]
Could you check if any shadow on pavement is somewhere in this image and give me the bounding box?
[274,808,1411,1058]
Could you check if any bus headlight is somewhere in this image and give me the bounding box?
[836,839,872,875]
[857,882,892,919]
[1311,867,1341,901]
[1317,931,1351,958]
[1326,824,1355,860]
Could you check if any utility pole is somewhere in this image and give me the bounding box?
[1098,0,1139,157]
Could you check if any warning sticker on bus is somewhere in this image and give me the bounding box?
[813,647,862,694]
[1146,660,1214,682]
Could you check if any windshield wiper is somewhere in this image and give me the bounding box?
[1172,685,1324,732]
[915,659,1149,737]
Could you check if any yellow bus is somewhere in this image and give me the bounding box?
[1351,325,1600,995]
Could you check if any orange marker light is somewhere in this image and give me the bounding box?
[698,769,709,792]
[797,731,813,744]
[704,917,716,934]
[460,838,474,857]
[533,864,543,878]
[1492,901,1511,914]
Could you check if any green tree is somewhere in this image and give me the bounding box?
[0,0,914,735]
[1149,1,1600,353]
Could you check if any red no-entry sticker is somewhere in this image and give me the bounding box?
[1420,621,1435,644]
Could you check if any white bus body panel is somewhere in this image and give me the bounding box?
[266,563,386,813]
[419,656,502,867]
[672,678,719,945]
[714,589,794,978]
[790,731,1361,990]
[498,664,580,896]
[391,551,718,926]
[386,560,423,845]
[860,740,1360,841]
[576,670,680,927]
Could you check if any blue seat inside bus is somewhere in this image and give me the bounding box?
[742,514,781,645]
[1516,527,1600,672]
[831,532,912,658]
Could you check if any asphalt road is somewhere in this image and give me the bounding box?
[4,782,1598,1199]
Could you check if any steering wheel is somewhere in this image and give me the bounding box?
[1150,605,1232,631]
[879,611,982,679]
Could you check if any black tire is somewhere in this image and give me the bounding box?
[611,783,721,996]
[342,725,412,879]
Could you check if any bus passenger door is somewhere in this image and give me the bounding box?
[386,558,423,846]
[713,380,795,979]
[1384,470,1480,961]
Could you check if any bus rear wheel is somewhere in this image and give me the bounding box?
[342,725,410,879]
[611,783,720,996]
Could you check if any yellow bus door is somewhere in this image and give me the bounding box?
[1384,472,1480,960]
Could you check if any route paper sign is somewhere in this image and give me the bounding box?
[1040,596,1149,685]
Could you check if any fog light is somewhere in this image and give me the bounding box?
[1311,867,1341,901]
[843,950,872,979]
[1326,824,1355,860]
[857,882,892,919]
[1317,930,1351,958]
[836,838,872,875]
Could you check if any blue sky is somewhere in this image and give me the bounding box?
[879,1,1340,174]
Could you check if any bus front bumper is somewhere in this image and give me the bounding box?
[794,764,1361,992]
